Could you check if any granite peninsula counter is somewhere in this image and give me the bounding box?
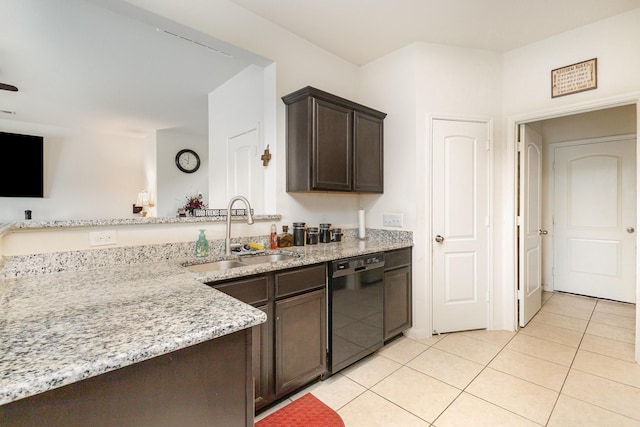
[0,262,267,407]
[0,230,413,412]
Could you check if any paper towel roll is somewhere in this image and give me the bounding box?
[358,209,366,239]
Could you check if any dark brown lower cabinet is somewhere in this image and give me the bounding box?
[212,275,273,411]
[275,288,326,396]
[253,304,273,409]
[384,248,413,341]
[0,329,254,427]
[211,263,327,412]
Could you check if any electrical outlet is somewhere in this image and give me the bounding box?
[89,230,117,246]
[383,213,403,228]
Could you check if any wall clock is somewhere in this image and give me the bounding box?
[175,149,200,173]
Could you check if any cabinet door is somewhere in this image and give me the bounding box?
[253,304,272,411]
[353,110,384,193]
[275,289,326,396]
[313,98,352,191]
[384,266,412,340]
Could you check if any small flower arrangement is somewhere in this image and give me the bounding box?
[183,194,207,212]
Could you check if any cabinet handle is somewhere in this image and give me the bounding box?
[539,229,548,235]
[435,235,444,243]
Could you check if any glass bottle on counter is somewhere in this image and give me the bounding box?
[277,225,294,247]
[195,229,209,257]
[269,223,278,249]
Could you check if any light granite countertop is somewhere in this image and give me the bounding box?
[0,262,267,406]
[184,231,413,283]
[5,215,281,229]
[0,214,281,236]
[0,232,412,406]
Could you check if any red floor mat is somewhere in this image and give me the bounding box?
[255,393,345,427]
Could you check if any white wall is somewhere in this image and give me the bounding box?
[210,64,266,212]
[498,8,640,331]
[2,0,364,256]
[142,132,157,217]
[503,9,640,117]
[540,104,637,144]
[0,119,146,221]
[156,128,208,217]
[358,42,503,337]
[124,0,364,231]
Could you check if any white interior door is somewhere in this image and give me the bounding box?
[432,118,490,334]
[518,124,543,327]
[227,126,264,212]
[553,137,636,303]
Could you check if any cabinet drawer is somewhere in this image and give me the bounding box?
[213,276,269,306]
[275,264,326,299]
[385,248,412,270]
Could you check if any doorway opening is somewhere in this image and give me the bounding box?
[516,104,638,327]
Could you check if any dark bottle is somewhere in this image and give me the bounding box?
[306,227,319,245]
[319,223,331,243]
[269,223,278,249]
[278,225,294,247]
[293,222,306,246]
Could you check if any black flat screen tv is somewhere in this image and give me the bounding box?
[0,131,44,197]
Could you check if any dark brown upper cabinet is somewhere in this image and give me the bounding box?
[282,86,386,193]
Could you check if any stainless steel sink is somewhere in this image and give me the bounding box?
[185,260,247,272]
[238,253,299,265]
[185,253,299,272]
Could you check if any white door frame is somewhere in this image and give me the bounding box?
[504,93,640,362]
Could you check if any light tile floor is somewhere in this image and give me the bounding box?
[256,291,639,426]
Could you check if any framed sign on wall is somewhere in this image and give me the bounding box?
[551,58,597,98]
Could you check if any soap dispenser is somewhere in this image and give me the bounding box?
[195,229,209,257]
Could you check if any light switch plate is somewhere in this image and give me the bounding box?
[89,230,117,246]
[383,213,403,228]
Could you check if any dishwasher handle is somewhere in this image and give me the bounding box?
[330,254,385,278]
[331,262,384,278]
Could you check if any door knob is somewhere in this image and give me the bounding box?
[539,229,548,235]
[627,227,635,233]
[435,235,445,243]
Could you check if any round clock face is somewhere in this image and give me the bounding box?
[175,149,200,173]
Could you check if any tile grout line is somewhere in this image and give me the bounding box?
[429,328,526,425]
[542,293,598,426]
[285,292,635,425]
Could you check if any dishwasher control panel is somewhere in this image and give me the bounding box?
[331,253,385,275]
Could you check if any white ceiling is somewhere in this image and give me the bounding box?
[230,0,640,65]
[0,0,268,137]
[2,0,639,137]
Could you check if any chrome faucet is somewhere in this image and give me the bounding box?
[225,195,254,256]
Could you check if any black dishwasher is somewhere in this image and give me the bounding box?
[325,253,385,377]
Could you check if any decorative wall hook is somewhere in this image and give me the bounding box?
[261,145,272,166]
